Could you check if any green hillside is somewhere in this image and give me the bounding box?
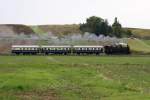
[31,25,150,39]
[128,28,150,39]
[143,40,150,46]
[127,38,150,54]
[31,24,81,36]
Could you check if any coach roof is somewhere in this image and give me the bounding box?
[12,45,40,48]
[41,46,71,48]
[73,46,103,48]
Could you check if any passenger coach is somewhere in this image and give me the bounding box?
[41,46,72,55]
[73,46,104,55]
[12,45,40,55]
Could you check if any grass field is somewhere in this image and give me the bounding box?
[0,56,149,100]
[143,40,150,46]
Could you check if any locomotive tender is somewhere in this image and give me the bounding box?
[11,43,130,55]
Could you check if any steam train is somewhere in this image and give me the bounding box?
[11,43,130,55]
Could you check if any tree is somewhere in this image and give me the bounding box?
[80,16,111,36]
[112,17,123,37]
[80,16,132,37]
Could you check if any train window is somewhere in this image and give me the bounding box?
[57,48,59,50]
[15,48,18,50]
[15,48,19,50]
[17,48,20,50]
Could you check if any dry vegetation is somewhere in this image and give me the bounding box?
[32,24,81,36]
[0,24,35,35]
[129,28,150,39]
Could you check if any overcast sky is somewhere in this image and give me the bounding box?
[0,0,149,28]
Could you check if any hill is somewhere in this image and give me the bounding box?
[32,25,150,39]
[0,24,150,39]
[128,28,150,39]
[31,24,81,36]
[0,24,35,36]
[127,38,150,54]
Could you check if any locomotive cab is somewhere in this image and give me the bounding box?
[104,43,130,55]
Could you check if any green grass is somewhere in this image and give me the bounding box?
[143,40,150,46]
[127,38,150,54]
[30,26,45,34]
[30,24,81,35]
[0,56,149,100]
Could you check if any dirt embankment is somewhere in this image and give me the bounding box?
[0,24,35,35]
[0,24,35,54]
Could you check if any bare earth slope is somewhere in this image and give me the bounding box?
[0,24,35,36]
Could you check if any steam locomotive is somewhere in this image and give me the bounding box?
[11,43,130,55]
